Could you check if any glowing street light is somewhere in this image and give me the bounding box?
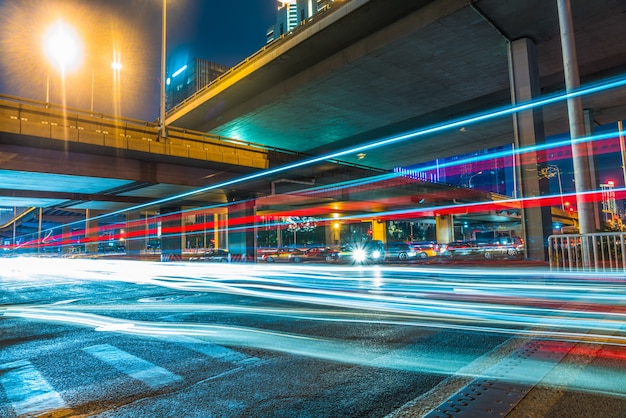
[540,165,565,210]
[160,0,167,140]
[111,61,122,71]
[468,171,483,188]
[43,19,83,103]
[89,60,122,113]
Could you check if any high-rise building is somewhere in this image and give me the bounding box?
[267,1,336,43]
[166,58,230,110]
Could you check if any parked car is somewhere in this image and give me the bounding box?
[440,240,482,259]
[384,242,416,261]
[409,241,440,258]
[289,247,340,263]
[189,248,230,262]
[482,236,525,259]
[260,248,297,263]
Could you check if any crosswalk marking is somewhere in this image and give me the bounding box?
[83,344,183,389]
[0,341,257,415]
[0,359,68,416]
[158,335,260,365]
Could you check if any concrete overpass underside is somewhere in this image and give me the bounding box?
[168,0,626,171]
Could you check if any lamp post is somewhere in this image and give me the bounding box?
[619,120,626,190]
[90,69,94,112]
[541,165,565,210]
[160,0,167,140]
[43,20,82,105]
[87,60,122,114]
[468,171,483,188]
[548,165,565,210]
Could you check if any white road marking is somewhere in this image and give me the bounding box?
[158,335,260,365]
[0,359,68,416]
[83,344,182,388]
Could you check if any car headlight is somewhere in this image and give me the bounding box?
[371,250,381,259]
[353,249,367,262]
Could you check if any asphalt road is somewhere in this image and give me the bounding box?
[1,257,625,417]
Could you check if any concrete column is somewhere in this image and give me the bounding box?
[557,0,596,238]
[160,206,183,262]
[227,194,256,261]
[436,215,454,244]
[215,211,229,249]
[125,211,146,256]
[326,219,341,247]
[583,109,601,230]
[509,38,553,260]
[370,219,386,242]
[85,209,99,254]
[62,225,72,254]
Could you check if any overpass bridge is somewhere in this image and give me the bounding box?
[0,94,269,211]
[166,0,626,171]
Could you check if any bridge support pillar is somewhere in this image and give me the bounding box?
[227,193,256,262]
[436,215,454,245]
[509,38,553,260]
[125,211,149,257]
[160,206,183,262]
[326,219,341,247]
[371,219,386,243]
[85,209,99,254]
[583,109,601,231]
[61,225,72,255]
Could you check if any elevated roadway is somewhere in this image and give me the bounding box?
[0,95,270,212]
[167,0,626,171]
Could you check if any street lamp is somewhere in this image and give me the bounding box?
[43,19,82,104]
[160,0,167,141]
[88,53,122,114]
[468,171,483,188]
[539,165,565,210]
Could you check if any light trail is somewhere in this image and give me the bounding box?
[3,258,626,398]
[7,124,625,252]
[15,74,625,238]
[3,258,626,346]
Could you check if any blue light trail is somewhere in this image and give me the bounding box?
[44,74,626,230]
[3,258,626,397]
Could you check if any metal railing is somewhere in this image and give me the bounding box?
[548,232,626,272]
[0,95,269,169]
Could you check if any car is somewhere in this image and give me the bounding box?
[337,240,385,264]
[440,240,482,259]
[259,248,297,263]
[409,241,440,258]
[384,242,416,261]
[482,236,525,259]
[189,248,230,262]
[288,247,340,263]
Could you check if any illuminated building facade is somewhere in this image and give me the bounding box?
[267,0,336,43]
[166,58,230,110]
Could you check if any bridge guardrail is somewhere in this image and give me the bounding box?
[0,95,269,169]
[548,232,626,272]
[0,93,391,175]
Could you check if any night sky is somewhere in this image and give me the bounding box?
[0,0,277,121]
